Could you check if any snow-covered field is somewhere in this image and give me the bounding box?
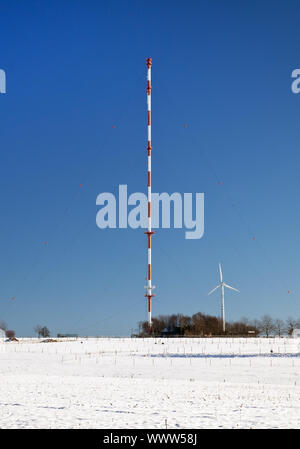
[0,337,300,429]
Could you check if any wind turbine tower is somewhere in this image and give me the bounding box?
[208,263,239,333]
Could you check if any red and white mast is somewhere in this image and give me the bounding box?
[144,57,155,334]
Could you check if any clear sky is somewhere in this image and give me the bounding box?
[0,0,300,336]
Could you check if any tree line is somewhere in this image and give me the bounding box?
[0,321,51,339]
[138,313,300,337]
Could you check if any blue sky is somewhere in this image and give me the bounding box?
[0,0,300,336]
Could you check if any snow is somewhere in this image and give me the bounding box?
[0,337,300,428]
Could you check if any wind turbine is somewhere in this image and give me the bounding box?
[208,263,239,333]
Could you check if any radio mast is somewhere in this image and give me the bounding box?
[144,58,155,334]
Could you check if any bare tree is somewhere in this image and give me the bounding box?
[250,319,261,335]
[191,312,206,336]
[178,314,191,335]
[34,324,43,338]
[274,319,285,337]
[0,320,7,331]
[166,314,178,332]
[240,316,249,326]
[34,325,50,338]
[286,317,299,336]
[258,315,275,337]
[40,326,50,338]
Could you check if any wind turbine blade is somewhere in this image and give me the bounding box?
[224,283,239,292]
[218,263,223,282]
[208,285,221,295]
